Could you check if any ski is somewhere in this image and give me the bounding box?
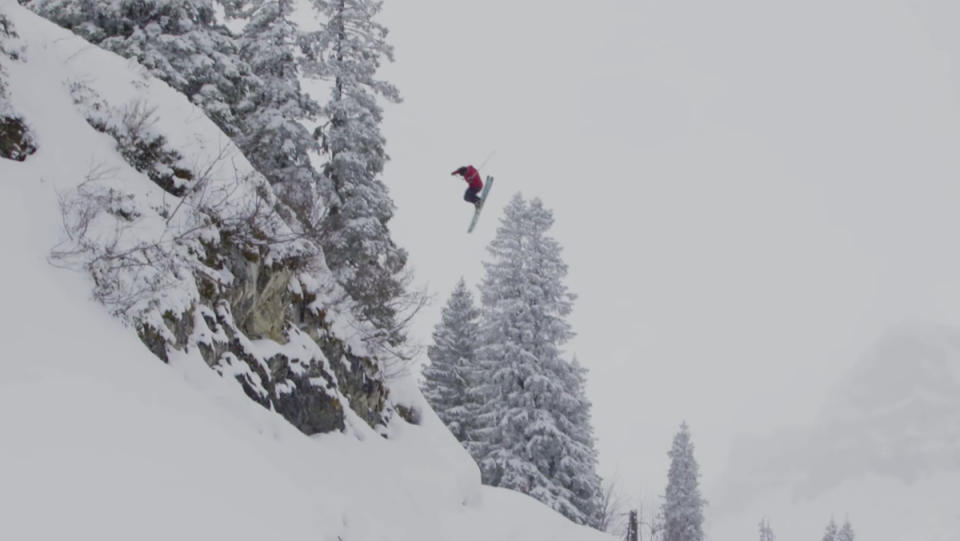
[467,176,494,233]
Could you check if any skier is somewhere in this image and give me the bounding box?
[451,165,484,208]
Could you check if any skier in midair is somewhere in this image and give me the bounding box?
[452,165,484,208]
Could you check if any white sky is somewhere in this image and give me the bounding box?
[376,0,960,511]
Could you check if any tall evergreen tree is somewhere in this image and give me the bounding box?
[235,0,326,221]
[301,0,407,343]
[471,193,604,528]
[26,0,253,136]
[422,278,482,443]
[759,518,775,541]
[662,422,705,541]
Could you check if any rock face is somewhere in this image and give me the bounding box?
[0,114,35,161]
[142,237,390,436]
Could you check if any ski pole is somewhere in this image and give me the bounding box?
[477,150,496,171]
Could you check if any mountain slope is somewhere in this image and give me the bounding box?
[0,4,613,540]
[710,323,960,541]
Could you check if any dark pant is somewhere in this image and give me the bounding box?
[464,186,482,203]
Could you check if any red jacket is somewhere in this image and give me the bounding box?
[454,166,483,190]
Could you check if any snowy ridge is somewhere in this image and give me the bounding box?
[0,3,614,540]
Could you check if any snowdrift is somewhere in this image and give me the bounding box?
[0,4,613,540]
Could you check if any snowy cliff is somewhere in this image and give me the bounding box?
[0,4,613,540]
[2,0,396,437]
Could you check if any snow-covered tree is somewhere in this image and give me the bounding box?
[235,0,327,221]
[822,518,854,541]
[26,0,253,137]
[822,518,839,541]
[0,8,14,50]
[0,11,16,92]
[422,278,482,443]
[758,518,775,541]
[299,0,407,344]
[471,193,604,528]
[662,422,705,541]
[836,519,855,541]
[30,0,416,357]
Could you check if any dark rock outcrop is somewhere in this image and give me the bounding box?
[142,235,389,436]
[0,113,36,161]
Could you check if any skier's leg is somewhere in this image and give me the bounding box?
[464,187,481,203]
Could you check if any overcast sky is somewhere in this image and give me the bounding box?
[376,0,960,510]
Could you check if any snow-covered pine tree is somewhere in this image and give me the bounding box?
[836,519,855,541]
[234,0,327,222]
[822,518,839,541]
[26,0,253,137]
[0,12,15,93]
[758,518,775,541]
[662,422,706,541]
[422,278,482,443]
[471,193,604,528]
[0,8,14,53]
[300,0,408,345]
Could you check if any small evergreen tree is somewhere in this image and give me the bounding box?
[759,518,775,541]
[626,510,639,541]
[822,518,839,541]
[471,193,604,528]
[837,519,855,541]
[422,278,482,443]
[662,422,706,541]
[301,0,407,344]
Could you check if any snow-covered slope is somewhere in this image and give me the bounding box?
[709,324,960,541]
[0,4,613,540]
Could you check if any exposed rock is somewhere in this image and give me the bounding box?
[395,404,422,426]
[0,114,36,161]
[140,234,391,436]
[225,245,293,344]
[270,351,345,434]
